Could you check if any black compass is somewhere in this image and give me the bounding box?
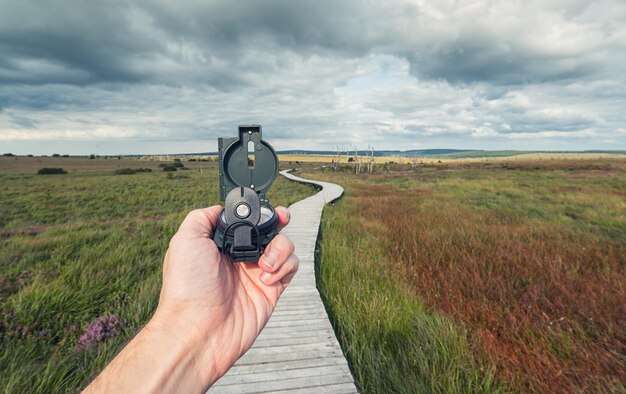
[212,125,280,262]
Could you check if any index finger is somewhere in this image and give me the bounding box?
[275,206,291,232]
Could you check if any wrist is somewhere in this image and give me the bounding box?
[85,308,220,393]
[147,308,220,390]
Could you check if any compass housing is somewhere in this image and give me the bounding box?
[213,125,280,262]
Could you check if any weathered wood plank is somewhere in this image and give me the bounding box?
[268,382,359,394]
[236,348,344,366]
[208,170,357,393]
[224,356,348,376]
[255,327,335,340]
[210,373,354,393]
[252,334,338,349]
[216,364,349,385]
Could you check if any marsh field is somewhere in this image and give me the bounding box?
[0,156,315,392]
[1,155,625,393]
[299,157,625,393]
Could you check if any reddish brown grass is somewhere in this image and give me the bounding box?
[342,178,625,392]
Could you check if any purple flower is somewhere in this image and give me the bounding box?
[77,314,121,349]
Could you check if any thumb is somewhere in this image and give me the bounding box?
[176,206,224,238]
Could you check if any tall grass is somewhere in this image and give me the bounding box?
[318,201,502,393]
[0,166,316,392]
[306,158,625,393]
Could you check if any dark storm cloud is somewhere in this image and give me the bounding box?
[1,0,625,153]
[5,0,620,87]
[0,1,152,84]
[0,0,360,86]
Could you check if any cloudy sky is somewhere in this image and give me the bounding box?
[1,0,625,154]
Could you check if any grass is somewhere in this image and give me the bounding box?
[0,162,316,393]
[302,157,625,393]
[2,154,624,393]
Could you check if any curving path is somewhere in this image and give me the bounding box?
[209,170,358,393]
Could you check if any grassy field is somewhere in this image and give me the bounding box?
[0,158,316,392]
[2,155,624,393]
[300,158,625,393]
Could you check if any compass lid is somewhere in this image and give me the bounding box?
[218,125,279,200]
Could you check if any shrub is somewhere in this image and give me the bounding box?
[162,165,178,172]
[159,162,185,169]
[113,168,136,175]
[3,153,15,156]
[37,167,67,175]
[52,153,60,157]
[166,172,189,179]
[113,168,152,175]
[89,154,95,159]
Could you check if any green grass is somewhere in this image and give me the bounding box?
[305,158,625,393]
[317,204,502,393]
[0,166,316,393]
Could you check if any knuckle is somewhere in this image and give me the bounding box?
[278,206,291,220]
[290,255,299,272]
[273,234,294,255]
[185,209,205,222]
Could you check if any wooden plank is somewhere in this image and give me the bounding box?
[236,348,344,366]
[253,334,338,349]
[263,318,329,328]
[270,308,327,316]
[211,373,354,393]
[208,170,357,393]
[224,356,348,376]
[268,382,359,394]
[255,328,335,341]
[267,312,329,322]
[216,365,348,385]
[237,342,337,356]
[258,320,331,333]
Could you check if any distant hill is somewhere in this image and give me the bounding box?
[434,150,626,158]
[276,149,626,158]
[277,149,478,157]
[136,149,626,158]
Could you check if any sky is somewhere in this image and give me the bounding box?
[1,0,625,155]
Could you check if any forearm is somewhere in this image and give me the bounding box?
[83,313,217,393]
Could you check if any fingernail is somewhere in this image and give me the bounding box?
[261,252,276,270]
[261,271,273,284]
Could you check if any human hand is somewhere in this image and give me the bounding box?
[152,205,298,383]
[84,206,297,393]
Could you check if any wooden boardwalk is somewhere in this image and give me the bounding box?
[209,170,358,393]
